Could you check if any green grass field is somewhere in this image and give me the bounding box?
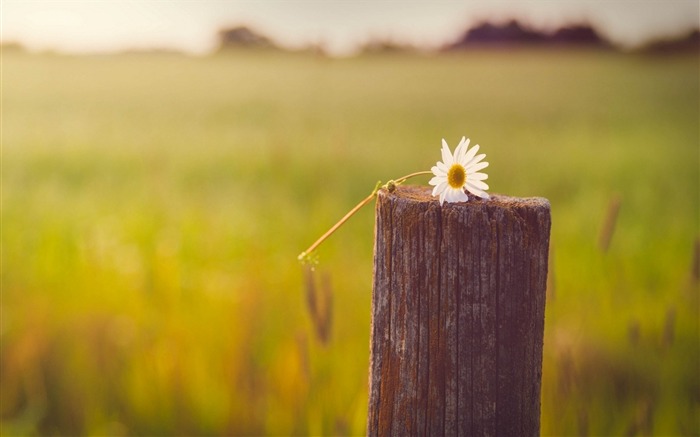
[2,49,698,436]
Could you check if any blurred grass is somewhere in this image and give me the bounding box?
[1,49,698,436]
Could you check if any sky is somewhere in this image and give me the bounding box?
[2,1,699,55]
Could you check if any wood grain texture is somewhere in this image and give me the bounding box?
[367,185,551,437]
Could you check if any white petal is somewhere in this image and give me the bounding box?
[461,143,479,166]
[439,189,447,205]
[453,137,468,162]
[470,172,488,181]
[467,179,489,190]
[453,189,468,203]
[444,189,456,203]
[441,139,453,165]
[466,183,489,199]
[466,161,489,173]
[431,165,446,177]
[440,188,452,203]
[437,161,450,172]
[432,181,447,196]
[478,190,490,200]
[465,153,486,168]
[429,175,445,186]
[459,137,469,161]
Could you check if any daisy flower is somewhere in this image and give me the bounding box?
[429,137,490,205]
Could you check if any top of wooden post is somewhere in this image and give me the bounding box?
[378,185,550,212]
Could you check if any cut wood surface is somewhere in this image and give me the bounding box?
[367,185,551,437]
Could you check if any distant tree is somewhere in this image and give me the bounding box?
[1,41,25,53]
[217,26,278,51]
[549,25,611,48]
[446,20,546,49]
[360,39,416,55]
[641,29,700,54]
[444,20,612,50]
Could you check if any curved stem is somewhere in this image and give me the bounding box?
[298,170,433,261]
[393,170,433,185]
[298,190,376,261]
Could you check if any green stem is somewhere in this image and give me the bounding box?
[393,170,433,185]
[298,170,432,262]
[298,189,376,261]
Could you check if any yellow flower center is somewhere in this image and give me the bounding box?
[447,164,466,189]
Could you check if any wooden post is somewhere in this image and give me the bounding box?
[367,185,551,437]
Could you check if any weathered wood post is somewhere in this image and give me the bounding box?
[368,185,551,436]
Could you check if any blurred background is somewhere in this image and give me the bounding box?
[2,1,698,435]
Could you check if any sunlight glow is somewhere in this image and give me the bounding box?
[2,1,698,55]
